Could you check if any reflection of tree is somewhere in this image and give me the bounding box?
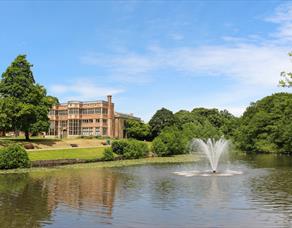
[152,178,177,205]
[0,174,52,228]
[248,169,292,224]
[0,168,122,227]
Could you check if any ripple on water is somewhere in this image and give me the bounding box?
[173,170,243,177]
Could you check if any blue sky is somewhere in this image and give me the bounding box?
[0,1,291,121]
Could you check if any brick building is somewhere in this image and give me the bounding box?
[47,95,140,138]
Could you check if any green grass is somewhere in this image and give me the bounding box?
[0,154,198,174]
[28,147,106,161]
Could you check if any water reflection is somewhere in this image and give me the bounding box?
[0,155,291,227]
[0,174,52,228]
[248,168,292,226]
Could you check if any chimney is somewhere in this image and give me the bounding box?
[107,95,112,104]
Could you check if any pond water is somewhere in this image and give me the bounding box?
[1,154,292,227]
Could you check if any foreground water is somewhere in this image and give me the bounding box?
[1,154,292,227]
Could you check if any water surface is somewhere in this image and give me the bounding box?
[1,154,292,227]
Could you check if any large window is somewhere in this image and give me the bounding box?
[69,119,81,135]
[48,121,58,135]
[95,128,100,136]
[102,108,108,115]
[49,110,56,116]
[60,121,67,128]
[82,127,93,136]
[58,110,68,116]
[81,108,101,115]
[102,119,107,124]
[82,119,94,123]
[102,127,107,136]
[68,108,79,115]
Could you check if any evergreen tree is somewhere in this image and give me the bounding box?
[0,55,58,140]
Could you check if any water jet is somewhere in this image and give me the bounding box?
[192,138,229,173]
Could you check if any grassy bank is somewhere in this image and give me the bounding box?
[0,137,109,149]
[28,147,106,161]
[0,154,198,174]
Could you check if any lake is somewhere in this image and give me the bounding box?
[0,154,292,227]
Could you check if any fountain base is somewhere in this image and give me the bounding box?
[173,170,243,177]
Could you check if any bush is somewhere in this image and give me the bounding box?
[123,140,149,159]
[152,137,168,156]
[102,147,115,161]
[112,140,129,155]
[111,139,149,159]
[0,144,30,169]
[152,126,188,156]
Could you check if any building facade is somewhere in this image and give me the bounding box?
[47,95,140,138]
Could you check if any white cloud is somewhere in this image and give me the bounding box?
[79,3,292,120]
[81,3,292,87]
[49,80,123,102]
[81,53,157,83]
[81,43,292,86]
[266,3,292,40]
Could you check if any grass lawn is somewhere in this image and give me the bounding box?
[0,154,198,174]
[0,136,110,149]
[28,147,106,161]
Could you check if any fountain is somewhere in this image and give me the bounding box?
[173,138,242,177]
[192,138,229,173]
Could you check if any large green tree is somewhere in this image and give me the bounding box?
[124,119,150,140]
[279,52,292,87]
[0,55,58,140]
[149,108,177,138]
[234,93,292,153]
[175,108,237,138]
[152,126,188,156]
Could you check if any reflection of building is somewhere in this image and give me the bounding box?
[45,170,118,217]
[47,95,140,138]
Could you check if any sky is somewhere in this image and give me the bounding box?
[0,0,291,121]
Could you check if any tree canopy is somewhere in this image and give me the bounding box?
[124,119,150,140]
[149,108,177,138]
[0,55,58,140]
[234,93,292,153]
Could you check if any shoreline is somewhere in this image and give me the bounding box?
[0,154,199,174]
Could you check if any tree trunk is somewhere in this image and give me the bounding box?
[25,131,30,141]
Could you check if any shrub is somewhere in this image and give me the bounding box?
[111,139,149,159]
[123,140,149,159]
[152,126,188,156]
[112,140,129,155]
[102,147,115,161]
[0,144,30,169]
[152,137,168,156]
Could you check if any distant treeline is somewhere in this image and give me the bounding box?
[125,93,292,154]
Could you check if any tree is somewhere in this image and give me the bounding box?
[279,52,292,87]
[174,110,198,126]
[177,108,237,138]
[124,119,150,140]
[0,97,16,134]
[0,55,58,140]
[181,121,222,141]
[234,93,292,153]
[152,126,188,156]
[149,108,177,138]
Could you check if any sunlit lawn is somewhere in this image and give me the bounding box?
[28,147,106,161]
